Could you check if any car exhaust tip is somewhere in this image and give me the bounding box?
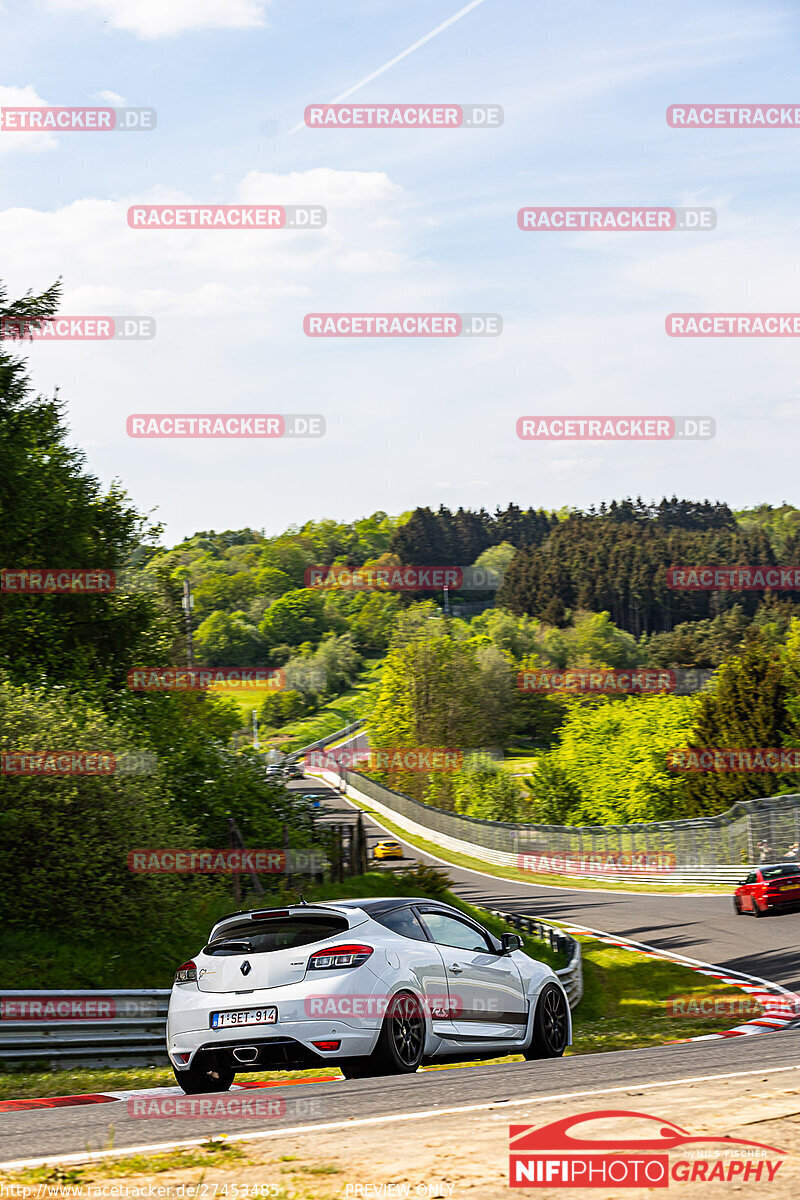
[232,1046,260,1063]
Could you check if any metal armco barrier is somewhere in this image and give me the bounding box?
[0,991,170,1069]
[289,719,365,761]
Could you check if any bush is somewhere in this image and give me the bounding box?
[0,675,204,938]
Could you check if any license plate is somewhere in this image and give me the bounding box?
[211,1007,277,1029]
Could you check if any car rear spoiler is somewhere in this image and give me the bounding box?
[208,903,366,940]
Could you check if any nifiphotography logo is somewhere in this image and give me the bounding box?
[509,1109,785,1188]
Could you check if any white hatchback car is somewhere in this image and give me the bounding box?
[167,897,571,1092]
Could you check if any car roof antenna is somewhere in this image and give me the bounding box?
[298,892,308,905]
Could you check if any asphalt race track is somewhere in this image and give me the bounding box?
[3,1033,800,1166]
[2,777,799,1166]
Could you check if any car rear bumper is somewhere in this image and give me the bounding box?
[764,895,800,910]
[168,1020,380,1071]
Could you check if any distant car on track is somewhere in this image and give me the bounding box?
[373,839,404,860]
[167,897,571,1093]
[733,863,800,916]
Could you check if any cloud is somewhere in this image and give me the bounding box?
[0,168,423,319]
[0,85,58,154]
[44,0,271,39]
[92,89,126,104]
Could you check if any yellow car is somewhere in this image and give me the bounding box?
[373,839,404,861]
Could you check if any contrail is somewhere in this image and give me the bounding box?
[289,0,491,133]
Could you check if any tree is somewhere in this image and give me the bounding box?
[562,611,640,668]
[194,610,263,667]
[0,276,166,687]
[684,633,800,814]
[472,541,517,581]
[259,589,327,649]
[454,760,523,821]
[369,610,512,806]
[528,693,696,824]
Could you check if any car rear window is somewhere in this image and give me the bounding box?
[762,865,800,880]
[205,915,348,955]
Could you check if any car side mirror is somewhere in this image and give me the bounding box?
[501,932,524,954]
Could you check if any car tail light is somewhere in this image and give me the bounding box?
[250,910,291,918]
[307,944,374,970]
[312,1040,341,1051]
[174,960,197,984]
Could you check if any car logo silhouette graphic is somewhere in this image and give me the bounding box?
[240,961,252,976]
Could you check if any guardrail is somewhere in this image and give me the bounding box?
[287,719,366,761]
[0,909,581,1066]
[0,991,170,1069]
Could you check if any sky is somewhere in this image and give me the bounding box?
[2,0,800,543]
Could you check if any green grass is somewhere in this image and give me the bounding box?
[209,679,280,722]
[207,659,381,734]
[266,660,382,752]
[0,891,239,990]
[332,793,733,895]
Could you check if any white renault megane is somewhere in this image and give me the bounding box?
[167,897,571,1092]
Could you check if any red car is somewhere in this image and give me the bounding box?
[734,863,800,916]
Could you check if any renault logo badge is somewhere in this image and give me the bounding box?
[240,960,252,976]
